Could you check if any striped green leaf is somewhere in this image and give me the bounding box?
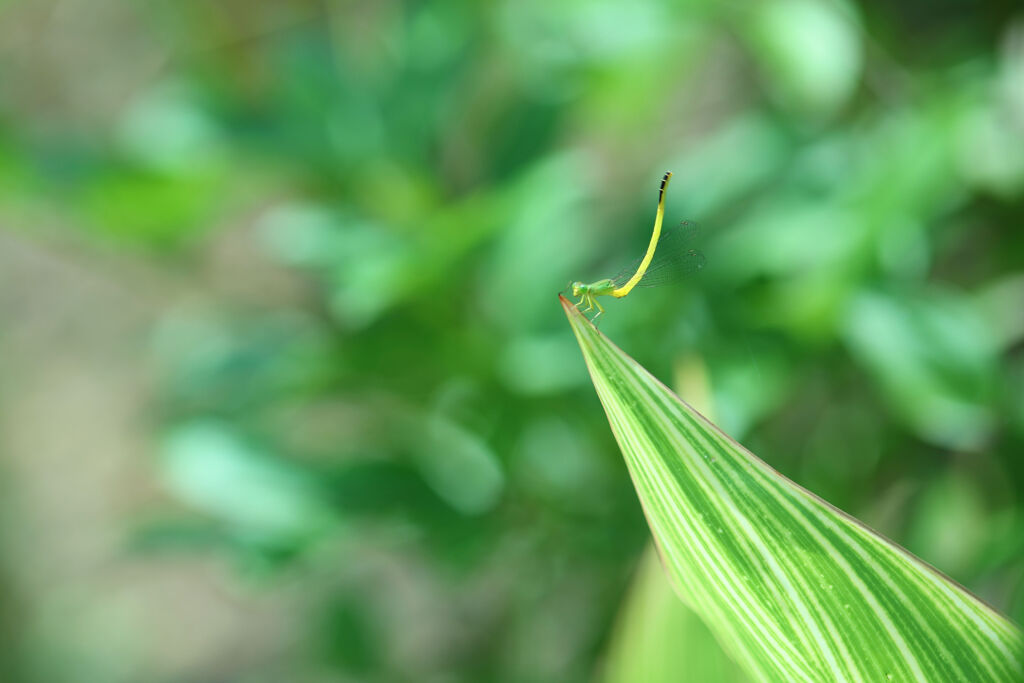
[603,546,749,683]
[562,296,1024,682]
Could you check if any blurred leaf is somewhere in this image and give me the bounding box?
[712,204,862,281]
[564,295,1023,681]
[160,421,336,542]
[116,83,225,175]
[484,153,599,327]
[709,345,792,439]
[514,417,609,506]
[260,203,414,328]
[906,473,988,579]
[843,288,997,449]
[668,114,787,218]
[409,414,504,516]
[746,0,863,116]
[975,274,1024,350]
[957,102,1024,198]
[498,333,589,395]
[320,597,381,676]
[76,167,225,247]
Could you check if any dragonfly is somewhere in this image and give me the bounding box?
[570,171,705,321]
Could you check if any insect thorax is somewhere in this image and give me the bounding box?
[587,279,616,296]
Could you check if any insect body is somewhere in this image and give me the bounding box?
[571,171,704,320]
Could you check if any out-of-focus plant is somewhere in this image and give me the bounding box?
[2,0,1023,680]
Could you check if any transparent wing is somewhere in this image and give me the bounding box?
[610,220,706,289]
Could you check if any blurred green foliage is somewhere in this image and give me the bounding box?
[1,0,1023,680]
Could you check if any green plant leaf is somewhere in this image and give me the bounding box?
[603,546,749,683]
[562,296,1024,682]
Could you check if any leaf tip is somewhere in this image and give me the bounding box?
[559,293,590,324]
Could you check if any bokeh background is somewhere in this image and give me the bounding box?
[2,0,1023,681]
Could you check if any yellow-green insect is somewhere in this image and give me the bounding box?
[571,171,704,320]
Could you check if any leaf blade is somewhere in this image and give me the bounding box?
[562,295,1024,682]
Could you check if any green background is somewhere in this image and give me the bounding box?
[1,0,1022,680]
